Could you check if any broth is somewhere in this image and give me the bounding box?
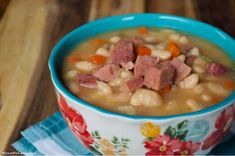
[62,27,235,116]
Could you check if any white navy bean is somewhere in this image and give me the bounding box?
[75,61,96,72]
[130,89,162,107]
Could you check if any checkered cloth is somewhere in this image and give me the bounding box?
[12,112,235,155]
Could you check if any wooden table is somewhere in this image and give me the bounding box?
[0,0,235,153]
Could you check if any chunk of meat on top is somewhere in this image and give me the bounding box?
[144,62,175,91]
[207,62,228,76]
[134,55,159,77]
[77,73,97,88]
[123,76,144,92]
[110,40,135,64]
[171,58,191,83]
[93,64,120,82]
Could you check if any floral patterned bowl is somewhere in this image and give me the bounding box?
[49,14,235,155]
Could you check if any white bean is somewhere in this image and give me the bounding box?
[130,89,162,107]
[207,82,230,96]
[117,105,136,115]
[169,33,180,41]
[177,55,186,62]
[201,94,211,101]
[75,61,96,72]
[120,70,133,79]
[179,36,189,44]
[186,99,204,111]
[179,74,199,89]
[194,57,206,65]
[192,58,206,74]
[110,35,121,43]
[158,51,172,60]
[108,77,123,87]
[96,47,109,57]
[144,35,158,43]
[97,81,112,95]
[151,49,171,60]
[193,64,206,74]
[66,70,77,79]
[155,42,167,50]
[144,44,155,51]
[188,47,200,56]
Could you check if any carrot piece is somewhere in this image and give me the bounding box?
[224,80,235,90]
[166,41,181,58]
[67,56,80,63]
[138,27,148,34]
[136,45,151,56]
[159,85,171,93]
[93,38,105,46]
[89,54,107,65]
[211,97,221,104]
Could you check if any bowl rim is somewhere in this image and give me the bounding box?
[49,13,235,120]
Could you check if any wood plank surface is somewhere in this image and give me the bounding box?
[0,0,234,154]
[0,0,91,152]
[89,0,145,21]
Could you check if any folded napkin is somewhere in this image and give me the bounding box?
[13,112,235,155]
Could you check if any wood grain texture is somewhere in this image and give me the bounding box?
[0,0,55,152]
[195,0,235,37]
[0,0,10,19]
[0,0,90,152]
[89,0,145,21]
[146,0,196,19]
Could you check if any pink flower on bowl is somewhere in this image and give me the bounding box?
[144,134,181,155]
[202,105,234,150]
[175,141,201,156]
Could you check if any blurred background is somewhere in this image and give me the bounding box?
[0,0,235,154]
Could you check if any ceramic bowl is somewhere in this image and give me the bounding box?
[49,14,235,155]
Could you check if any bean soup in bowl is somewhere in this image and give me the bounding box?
[49,14,235,155]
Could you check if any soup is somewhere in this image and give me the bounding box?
[62,27,235,116]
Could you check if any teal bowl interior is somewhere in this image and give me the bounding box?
[49,13,235,119]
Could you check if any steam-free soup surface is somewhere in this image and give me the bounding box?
[62,27,235,116]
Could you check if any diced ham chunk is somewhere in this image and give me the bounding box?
[144,62,175,91]
[171,58,191,83]
[125,37,143,45]
[134,55,159,77]
[111,40,135,64]
[77,74,97,88]
[124,77,144,92]
[93,64,120,82]
[207,62,228,76]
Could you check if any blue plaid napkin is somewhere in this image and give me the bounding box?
[12,112,235,155]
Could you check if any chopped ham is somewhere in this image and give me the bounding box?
[134,55,159,77]
[171,58,191,83]
[93,64,120,82]
[207,62,228,76]
[110,40,135,64]
[77,74,97,88]
[124,77,144,92]
[144,62,175,91]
